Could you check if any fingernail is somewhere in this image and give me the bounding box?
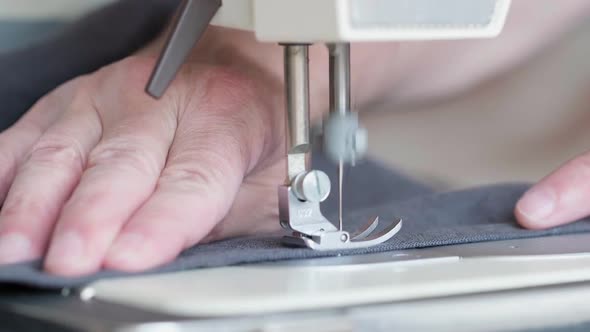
[46,231,86,271]
[106,233,146,267]
[517,187,556,222]
[0,233,33,264]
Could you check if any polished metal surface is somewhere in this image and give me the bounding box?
[283,218,403,251]
[292,170,331,203]
[284,45,311,154]
[279,43,400,250]
[328,43,351,116]
[279,186,338,235]
[279,182,403,250]
[328,43,350,231]
[283,44,311,181]
[323,43,368,168]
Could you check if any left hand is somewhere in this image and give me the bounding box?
[0,55,286,276]
[516,152,590,229]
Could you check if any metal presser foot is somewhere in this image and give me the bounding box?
[279,174,403,251]
[279,43,402,251]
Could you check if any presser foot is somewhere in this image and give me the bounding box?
[282,217,402,251]
[280,183,402,251]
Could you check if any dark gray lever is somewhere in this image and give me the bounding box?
[146,0,222,98]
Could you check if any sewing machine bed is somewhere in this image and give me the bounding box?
[4,234,590,332]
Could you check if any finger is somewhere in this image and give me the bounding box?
[0,125,44,204]
[104,83,268,271]
[516,153,590,229]
[43,105,177,276]
[0,79,86,264]
[0,81,75,203]
[103,150,244,272]
[0,100,102,264]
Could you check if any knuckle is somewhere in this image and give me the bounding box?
[160,166,214,192]
[1,193,52,222]
[196,67,259,113]
[88,139,161,177]
[27,136,86,171]
[160,150,235,194]
[95,56,179,120]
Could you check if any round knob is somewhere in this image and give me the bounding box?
[323,113,368,164]
[293,170,331,203]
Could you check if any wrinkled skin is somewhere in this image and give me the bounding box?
[0,56,286,275]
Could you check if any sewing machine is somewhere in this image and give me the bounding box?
[147,0,512,251]
[8,1,590,331]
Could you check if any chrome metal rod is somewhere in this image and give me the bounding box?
[328,43,351,116]
[328,43,351,231]
[284,45,311,154]
[284,44,311,181]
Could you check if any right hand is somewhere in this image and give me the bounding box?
[0,55,286,276]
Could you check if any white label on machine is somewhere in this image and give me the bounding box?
[350,0,499,28]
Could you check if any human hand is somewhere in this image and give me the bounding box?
[516,153,590,229]
[0,55,286,276]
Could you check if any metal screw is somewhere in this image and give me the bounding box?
[293,170,331,203]
[340,234,349,242]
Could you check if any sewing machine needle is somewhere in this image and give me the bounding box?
[328,43,351,233]
[338,159,344,231]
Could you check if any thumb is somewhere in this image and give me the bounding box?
[516,153,590,229]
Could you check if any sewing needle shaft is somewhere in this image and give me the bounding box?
[338,159,343,231]
[328,43,351,232]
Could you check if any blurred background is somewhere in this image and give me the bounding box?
[0,0,114,51]
[1,1,589,191]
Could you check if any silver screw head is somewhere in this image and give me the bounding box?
[293,170,331,203]
[340,233,349,242]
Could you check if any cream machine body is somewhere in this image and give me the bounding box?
[146,0,512,251]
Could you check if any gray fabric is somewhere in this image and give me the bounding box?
[1,181,590,289]
[313,153,434,213]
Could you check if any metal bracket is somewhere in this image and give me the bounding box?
[279,43,402,251]
[279,185,402,251]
